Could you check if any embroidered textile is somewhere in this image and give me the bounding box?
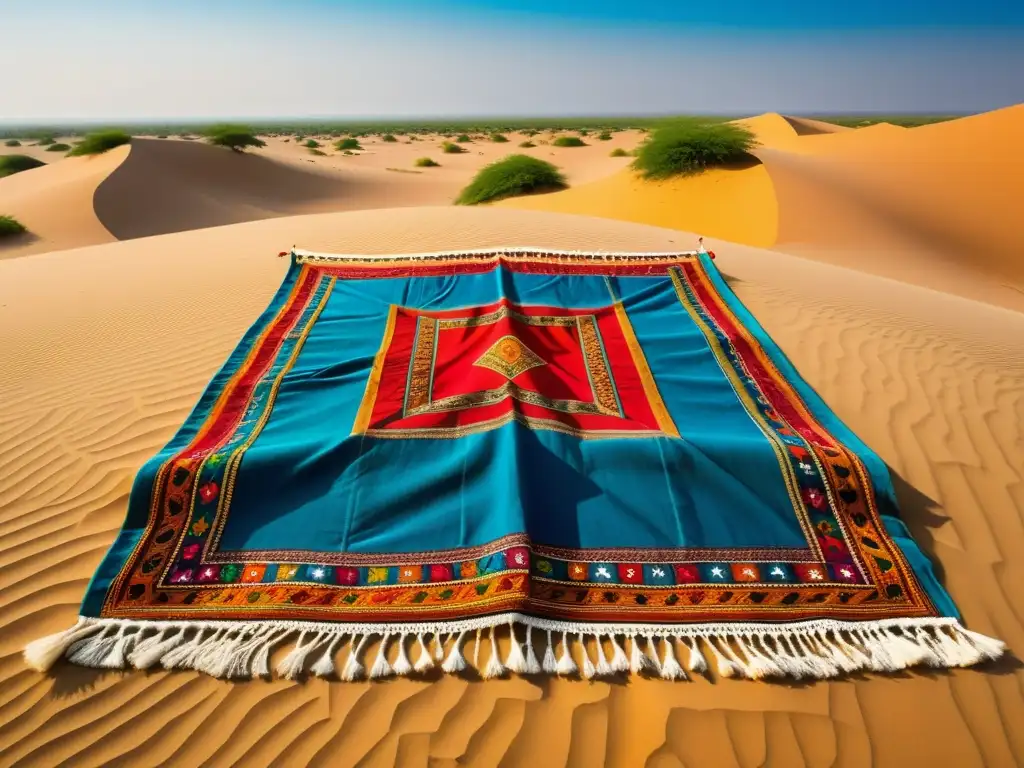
[27,248,1003,681]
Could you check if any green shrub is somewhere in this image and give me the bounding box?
[518,141,536,148]
[456,134,472,143]
[455,154,566,205]
[295,135,305,142]
[632,120,756,179]
[309,148,327,156]
[202,125,265,153]
[552,136,586,147]
[0,215,27,237]
[579,129,590,136]
[36,137,55,146]
[4,139,21,147]
[304,139,322,148]
[342,150,354,155]
[441,141,466,154]
[156,134,168,139]
[609,147,629,157]
[415,157,439,167]
[46,143,71,152]
[282,138,290,142]
[382,134,398,142]
[597,131,612,141]
[67,130,132,156]
[0,155,45,178]
[490,133,509,143]
[336,138,362,150]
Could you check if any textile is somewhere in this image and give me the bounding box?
[27,248,1003,681]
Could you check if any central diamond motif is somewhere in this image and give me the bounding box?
[473,335,547,379]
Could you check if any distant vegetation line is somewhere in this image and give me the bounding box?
[0,115,959,139]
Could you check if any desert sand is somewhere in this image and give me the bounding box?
[1,109,1023,767]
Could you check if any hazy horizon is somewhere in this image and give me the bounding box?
[3,0,1022,122]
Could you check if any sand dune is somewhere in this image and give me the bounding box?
[503,107,1024,310]
[780,115,852,135]
[0,132,644,255]
[1,206,1021,767]
[0,146,125,258]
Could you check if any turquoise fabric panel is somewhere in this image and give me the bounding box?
[220,268,809,554]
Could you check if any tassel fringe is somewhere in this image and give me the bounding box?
[25,614,1004,682]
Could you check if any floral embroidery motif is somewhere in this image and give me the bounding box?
[474,335,547,379]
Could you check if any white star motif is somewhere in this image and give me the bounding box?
[249,569,259,577]
[311,567,325,580]
[174,572,190,583]
[742,567,755,578]
[514,553,526,565]
[403,569,413,577]
[596,566,611,579]
[809,569,823,580]
[652,567,665,578]
[771,567,785,577]
[711,566,724,578]
[203,568,214,578]
[840,568,853,578]
[799,462,814,474]
[625,568,635,578]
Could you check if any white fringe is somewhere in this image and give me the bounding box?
[24,614,1004,682]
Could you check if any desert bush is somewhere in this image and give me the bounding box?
[597,131,612,141]
[36,137,55,146]
[156,134,168,139]
[0,154,45,178]
[579,129,590,136]
[202,125,265,153]
[609,147,629,157]
[456,134,472,143]
[342,150,354,155]
[518,141,536,148]
[304,139,322,148]
[552,136,586,147]
[441,141,466,154]
[0,214,27,237]
[46,143,71,152]
[632,120,755,179]
[382,134,398,142]
[4,139,21,147]
[67,130,132,156]
[336,138,362,150]
[455,154,566,205]
[415,157,439,167]
[490,133,509,143]
[309,148,327,156]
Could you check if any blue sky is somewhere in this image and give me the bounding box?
[2,0,1022,122]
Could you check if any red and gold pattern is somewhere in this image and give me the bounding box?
[354,298,676,439]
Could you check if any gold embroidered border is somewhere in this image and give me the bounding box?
[438,304,579,329]
[577,315,621,416]
[366,410,660,440]
[410,380,606,417]
[352,304,398,434]
[405,316,436,414]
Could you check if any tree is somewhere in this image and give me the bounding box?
[204,125,267,153]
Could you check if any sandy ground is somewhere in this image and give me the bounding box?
[1,109,1023,767]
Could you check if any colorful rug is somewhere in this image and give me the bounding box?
[27,247,1003,681]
